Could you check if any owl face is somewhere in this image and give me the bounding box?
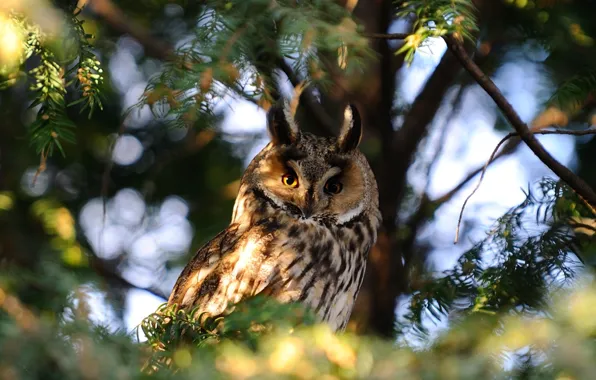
[239,102,378,225]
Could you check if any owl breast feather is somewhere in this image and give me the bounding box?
[167,212,377,332]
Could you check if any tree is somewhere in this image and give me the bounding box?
[1,0,596,378]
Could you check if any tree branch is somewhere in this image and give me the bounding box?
[366,32,410,40]
[454,128,596,243]
[89,0,174,60]
[348,0,404,337]
[444,35,596,209]
[399,137,519,266]
[90,255,168,300]
[387,47,466,228]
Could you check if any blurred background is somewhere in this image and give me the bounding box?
[1,0,596,343]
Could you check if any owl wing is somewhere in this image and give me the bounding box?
[167,225,238,307]
[167,221,282,316]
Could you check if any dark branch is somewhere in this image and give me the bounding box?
[388,47,466,228]
[89,0,174,60]
[90,255,168,300]
[454,128,596,243]
[366,32,410,40]
[444,35,596,209]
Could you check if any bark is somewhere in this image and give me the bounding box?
[346,0,403,337]
[348,0,491,337]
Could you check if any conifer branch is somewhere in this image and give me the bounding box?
[90,0,337,134]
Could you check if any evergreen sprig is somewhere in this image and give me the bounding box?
[141,296,316,350]
[140,296,317,372]
[396,0,478,62]
[28,47,76,158]
[548,69,596,112]
[398,178,585,341]
[67,11,104,118]
[1,7,104,161]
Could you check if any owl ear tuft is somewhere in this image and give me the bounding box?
[337,104,362,152]
[266,100,300,145]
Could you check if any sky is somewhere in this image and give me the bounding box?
[70,35,582,338]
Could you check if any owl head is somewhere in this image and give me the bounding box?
[234,100,380,226]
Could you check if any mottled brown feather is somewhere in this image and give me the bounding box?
[167,102,381,331]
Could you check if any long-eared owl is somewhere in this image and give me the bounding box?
[167,100,381,331]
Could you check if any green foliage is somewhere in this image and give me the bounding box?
[0,285,160,380]
[28,47,76,158]
[548,70,596,113]
[139,0,372,128]
[67,11,105,118]
[396,0,478,62]
[488,1,596,118]
[5,274,596,379]
[4,0,482,155]
[0,7,104,160]
[400,179,588,340]
[141,297,317,370]
[136,291,596,378]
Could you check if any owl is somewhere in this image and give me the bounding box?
[167,100,381,332]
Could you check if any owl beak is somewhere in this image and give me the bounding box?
[302,191,314,219]
[302,206,313,219]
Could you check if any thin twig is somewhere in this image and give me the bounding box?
[433,137,521,205]
[32,148,48,186]
[99,121,126,284]
[366,32,410,40]
[220,25,248,61]
[454,129,596,244]
[101,122,126,214]
[570,222,596,234]
[444,35,596,210]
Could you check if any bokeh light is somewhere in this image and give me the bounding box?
[20,167,51,197]
[112,134,144,166]
[0,13,24,73]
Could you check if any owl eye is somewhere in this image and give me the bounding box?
[324,177,343,195]
[282,172,299,188]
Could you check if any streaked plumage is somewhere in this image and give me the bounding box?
[167,101,381,331]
